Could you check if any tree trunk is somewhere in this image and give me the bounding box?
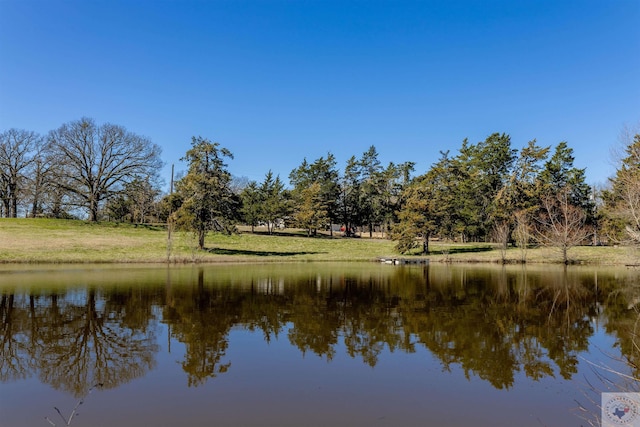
[9,181,17,217]
[198,229,206,250]
[422,232,430,254]
[31,197,40,218]
[89,195,99,222]
[2,198,9,218]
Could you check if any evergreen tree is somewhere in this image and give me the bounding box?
[174,137,235,249]
[293,182,329,236]
[493,140,550,249]
[379,161,415,237]
[340,156,361,236]
[239,181,262,233]
[358,146,384,237]
[392,152,455,253]
[289,153,340,235]
[537,142,592,213]
[452,134,516,241]
[259,171,288,234]
[601,133,640,243]
[533,142,594,254]
[504,140,550,214]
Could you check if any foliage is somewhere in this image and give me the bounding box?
[392,160,452,254]
[239,181,262,233]
[289,153,340,234]
[530,143,595,259]
[390,134,598,259]
[259,171,289,234]
[495,139,550,221]
[293,182,329,236]
[334,146,414,238]
[357,145,384,237]
[173,137,236,249]
[537,142,593,215]
[378,160,415,237]
[3,118,629,257]
[105,176,160,223]
[452,133,517,241]
[601,133,640,244]
[339,155,361,236]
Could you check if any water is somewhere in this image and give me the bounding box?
[1,263,639,426]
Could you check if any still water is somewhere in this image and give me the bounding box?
[1,263,639,426]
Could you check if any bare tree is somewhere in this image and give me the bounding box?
[492,220,510,263]
[48,118,162,221]
[534,188,592,264]
[602,133,640,245]
[615,173,640,244]
[0,129,42,217]
[25,139,61,218]
[512,210,532,263]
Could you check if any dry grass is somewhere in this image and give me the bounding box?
[1,218,638,265]
[423,242,640,265]
[0,219,395,263]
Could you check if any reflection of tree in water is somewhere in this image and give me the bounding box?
[1,293,33,382]
[6,265,638,394]
[338,277,405,367]
[401,267,595,389]
[242,278,288,344]
[286,275,341,361]
[159,265,607,389]
[600,272,640,383]
[163,269,233,387]
[0,287,159,397]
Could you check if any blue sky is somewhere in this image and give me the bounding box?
[1,0,638,191]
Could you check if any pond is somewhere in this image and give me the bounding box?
[1,263,639,426]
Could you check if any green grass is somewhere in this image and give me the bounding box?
[0,218,396,263]
[1,218,638,265]
[416,242,640,265]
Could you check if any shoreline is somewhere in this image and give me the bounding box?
[1,218,638,266]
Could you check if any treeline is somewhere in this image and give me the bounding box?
[2,118,639,260]
[0,118,162,221]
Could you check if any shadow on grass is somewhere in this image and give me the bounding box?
[243,230,338,239]
[92,221,166,231]
[433,246,494,255]
[206,247,325,257]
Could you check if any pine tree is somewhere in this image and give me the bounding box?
[174,137,235,249]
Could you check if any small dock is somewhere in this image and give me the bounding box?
[378,257,429,265]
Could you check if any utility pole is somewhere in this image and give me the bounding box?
[167,164,174,262]
[170,164,174,195]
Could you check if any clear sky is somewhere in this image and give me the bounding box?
[1,0,638,191]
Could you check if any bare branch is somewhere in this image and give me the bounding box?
[47,118,162,221]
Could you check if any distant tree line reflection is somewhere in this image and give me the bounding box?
[2,265,640,395]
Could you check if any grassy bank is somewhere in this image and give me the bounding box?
[0,218,638,265]
[0,218,396,263]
